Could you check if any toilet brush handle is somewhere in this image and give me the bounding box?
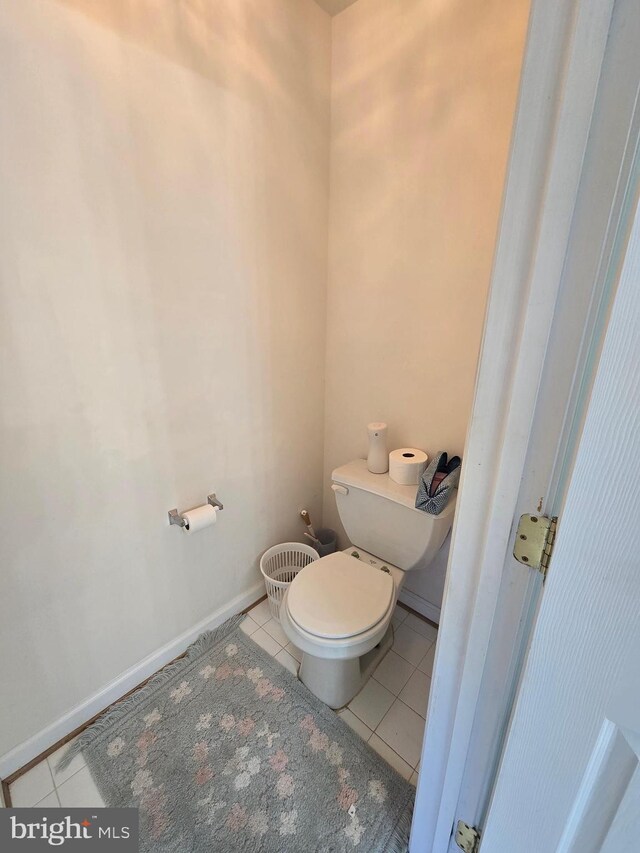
[300,509,316,537]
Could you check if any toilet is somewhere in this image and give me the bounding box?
[280,458,456,708]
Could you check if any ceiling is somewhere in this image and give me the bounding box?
[313,0,359,15]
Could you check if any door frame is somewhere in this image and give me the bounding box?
[409,0,630,849]
[480,184,640,849]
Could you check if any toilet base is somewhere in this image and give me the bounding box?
[298,625,393,709]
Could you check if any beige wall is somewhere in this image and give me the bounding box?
[323,0,530,606]
[0,0,330,757]
[0,0,529,759]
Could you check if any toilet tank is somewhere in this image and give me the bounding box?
[332,459,456,572]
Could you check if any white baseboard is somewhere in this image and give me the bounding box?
[0,581,264,780]
[398,588,441,625]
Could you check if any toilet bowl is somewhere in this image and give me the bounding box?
[280,459,456,708]
[280,549,403,707]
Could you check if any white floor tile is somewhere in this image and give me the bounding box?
[393,623,432,666]
[417,643,436,677]
[239,615,260,637]
[285,642,302,662]
[35,790,61,807]
[262,618,288,647]
[399,670,431,718]
[48,737,86,787]
[337,708,373,742]
[373,650,415,696]
[392,605,409,627]
[348,678,395,730]
[251,627,281,657]
[368,734,413,780]
[57,765,105,807]
[275,648,298,675]
[376,699,426,768]
[403,612,438,643]
[409,769,419,786]
[9,760,54,807]
[247,599,272,626]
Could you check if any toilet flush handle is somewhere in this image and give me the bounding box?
[331,484,349,496]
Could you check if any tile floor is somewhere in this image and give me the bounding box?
[7,601,435,806]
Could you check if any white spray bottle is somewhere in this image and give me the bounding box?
[367,422,389,474]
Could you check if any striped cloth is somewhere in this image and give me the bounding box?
[415,451,460,515]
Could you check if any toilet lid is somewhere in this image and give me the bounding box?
[287,552,394,640]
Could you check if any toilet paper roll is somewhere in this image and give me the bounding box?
[389,448,429,485]
[181,504,218,533]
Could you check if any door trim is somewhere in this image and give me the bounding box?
[409,0,619,850]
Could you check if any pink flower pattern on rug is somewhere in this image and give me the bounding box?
[226,803,248,832]
[84,621,411,851]
[195,766,214,787]
[269,749,288,772]
[236,717,255,737]
[139,785,169,841]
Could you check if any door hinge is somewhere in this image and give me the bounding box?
[455,820,481,853]
[513,514,558,579]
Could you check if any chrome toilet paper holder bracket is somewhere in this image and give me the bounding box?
[168,494,224,528]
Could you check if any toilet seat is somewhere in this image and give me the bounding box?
[287,552,394,640]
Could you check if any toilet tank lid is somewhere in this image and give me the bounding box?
[332,459,456,517]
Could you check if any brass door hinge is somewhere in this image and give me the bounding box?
[513,514,558,579]
[455,820,480,853]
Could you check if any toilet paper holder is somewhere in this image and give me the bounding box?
[168,494,224,528]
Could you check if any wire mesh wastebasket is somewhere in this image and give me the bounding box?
[259,542,320,620]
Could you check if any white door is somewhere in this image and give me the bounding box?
[480,187,640,849]
[411,1,640,849]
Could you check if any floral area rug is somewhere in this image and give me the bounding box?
[59,615,414,852]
